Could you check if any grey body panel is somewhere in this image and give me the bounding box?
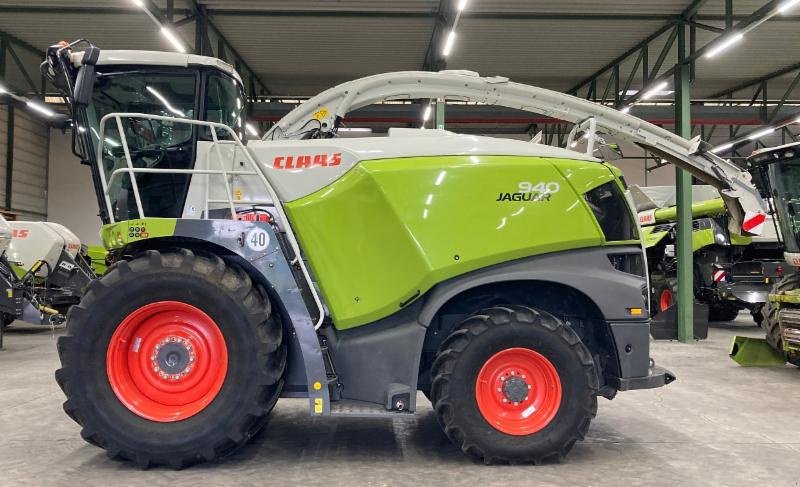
[321,303,426,412]
[169,219,330,415]
[608,321,651,377]
[418,245,649,325]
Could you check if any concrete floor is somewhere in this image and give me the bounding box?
[1,315,798,487]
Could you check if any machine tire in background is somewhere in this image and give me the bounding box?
[653,277,678,314]
[750,303,765,327]
[55,249,286,467]
[762,273,800,367]
[430,305,597,464]
[708,303,740,322]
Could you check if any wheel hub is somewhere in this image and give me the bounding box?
[151,337,195,380]
[502,375,529,403]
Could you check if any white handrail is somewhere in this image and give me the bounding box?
[96,112,327,330]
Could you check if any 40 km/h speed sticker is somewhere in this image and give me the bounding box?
[246,227,271,252]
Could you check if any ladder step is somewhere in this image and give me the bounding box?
[329,399,412,418]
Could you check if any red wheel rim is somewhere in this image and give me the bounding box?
[475,347,562,436]
[659,289,673,312]
[106,301,228,422]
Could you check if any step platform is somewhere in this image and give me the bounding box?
[329,399,415,418]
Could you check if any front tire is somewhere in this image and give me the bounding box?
[762,273,800,367]
[430,306,598,464]
[55,249,286,467]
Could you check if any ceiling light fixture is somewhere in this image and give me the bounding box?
[160,26,186,53]
[26,101,56,117]
[779,0,800,13]
[641,81,670,100]
[442,30,456,56]
[704,33,744,58]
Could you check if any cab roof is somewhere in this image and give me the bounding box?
[71,50,242,84]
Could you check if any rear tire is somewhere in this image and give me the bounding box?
[55,249,286,467]
[430,306,598,464]
[762,273,800,367]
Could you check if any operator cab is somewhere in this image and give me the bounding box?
[46,46,248,223]
[748,142,800,265]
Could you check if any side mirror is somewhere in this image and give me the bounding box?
[73,47,100,106]
[594,143,624,161]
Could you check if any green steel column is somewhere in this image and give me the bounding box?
[675,22,693,342]
[435,99,445,130]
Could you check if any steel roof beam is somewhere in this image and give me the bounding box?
[1,5,799,22]
[708,62,800,99]
[569,0,710,96]
[185,0,272,96]
[421,0,453,71]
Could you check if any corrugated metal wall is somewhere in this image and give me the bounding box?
[0,104,49,219]
[0,106,7,207]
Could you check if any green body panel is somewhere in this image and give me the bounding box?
[730,233,752,246]
[286,155,620,329]
[641,225,714,251]
[86,245,109,275]
[101,218,178,250]
[10,262,25,279]
[641,227,670,249]
[651,197,726,223]
[641,219,751,251]
[692,228,716,252]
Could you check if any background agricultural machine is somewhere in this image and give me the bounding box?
[6,220,95,319]
[633,185,784,328]
[747,143,800,366]
[44,40,771,467]
[0,214,93,345]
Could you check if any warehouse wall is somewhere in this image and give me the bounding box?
[0,104,49,220]
[46,130,102,245]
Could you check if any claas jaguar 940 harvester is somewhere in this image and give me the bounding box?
[44,40,769,467]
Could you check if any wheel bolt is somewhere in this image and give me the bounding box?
[502,398,508,403]
[513,402,519,406]
[511,371,516,376]
[521,374,526,379]
[497,387,502,392]
[524,396,529,401]
[153,366,160,372]
[527,384,532,390]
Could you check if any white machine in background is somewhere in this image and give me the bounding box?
[7,221,83,277]
[1,218,95,328]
